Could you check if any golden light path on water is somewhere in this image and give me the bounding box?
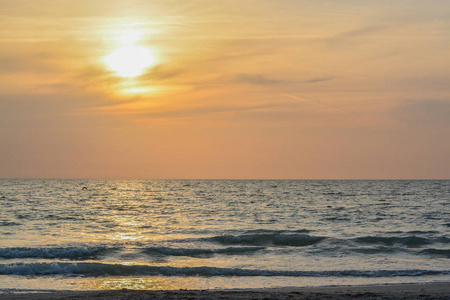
[3,275,444,291]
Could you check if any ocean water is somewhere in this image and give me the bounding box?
[0,179,449,292]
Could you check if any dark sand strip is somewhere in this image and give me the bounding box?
[1,283,449,299]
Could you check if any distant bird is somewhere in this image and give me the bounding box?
[82,187,88,190]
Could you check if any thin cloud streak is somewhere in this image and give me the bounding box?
[282,93,353,115]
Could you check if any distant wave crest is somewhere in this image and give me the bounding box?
[0,247,114,260]
[0,221,21,226]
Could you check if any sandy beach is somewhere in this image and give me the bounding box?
[1,283,449,299]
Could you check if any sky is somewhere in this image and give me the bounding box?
[0,0,449,179]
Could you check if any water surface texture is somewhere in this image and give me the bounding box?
[0,179,449,291]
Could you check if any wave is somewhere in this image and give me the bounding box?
[418,248,450,258]
[143,246,264,257]
[0,221,21,226]
[352,236,450,247]
[206,233,325,247]
[357,247,450,259]
[0,262,447,277]
[0,247,115,260]
[348,246,405,255]
[2,234,448,261]
[44,215,81,221]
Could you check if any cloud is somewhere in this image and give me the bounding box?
[391,100,450,127]
[140,64,184,81]
[230,74,335,86]
[300,76,335,84]
[336,26,386,39]
[320,25,389,49]
[0,51,55,74]
[132,102,284,121]
[233,74,289,86]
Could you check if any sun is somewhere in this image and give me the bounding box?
[105,45,155,78]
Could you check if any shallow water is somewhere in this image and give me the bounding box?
[0,179,449,291]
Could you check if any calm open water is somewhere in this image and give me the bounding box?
[0,179,449,291]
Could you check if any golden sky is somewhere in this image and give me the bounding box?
[1,0,449,179]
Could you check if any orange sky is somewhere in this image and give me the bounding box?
[1,1,449,179]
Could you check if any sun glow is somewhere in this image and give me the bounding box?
[105,45,155,78]
[104,28,156,78]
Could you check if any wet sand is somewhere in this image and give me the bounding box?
[1,283,449,299]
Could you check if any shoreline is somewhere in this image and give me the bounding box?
[1,282,449,299]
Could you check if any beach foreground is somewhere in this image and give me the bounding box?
[1,283,449,300]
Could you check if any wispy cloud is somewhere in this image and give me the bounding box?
[300,76,335,84]
[391,100,450,127]
[221,74,335,87]
[138,103,281,120]
[282,93,349,114]
[335,25,386,39]
[233,74,289,86]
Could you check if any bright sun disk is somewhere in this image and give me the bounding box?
[105,45,155,78]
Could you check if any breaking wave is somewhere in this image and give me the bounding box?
[352,236,450,247]
[0,262,447,278]
[143,246,264,257]
[206,233,325,247]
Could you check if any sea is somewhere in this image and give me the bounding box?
[0,179,449,292]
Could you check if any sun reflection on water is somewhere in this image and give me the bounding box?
[97,277,167,290]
